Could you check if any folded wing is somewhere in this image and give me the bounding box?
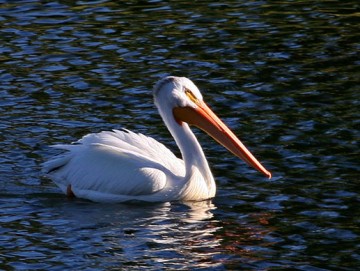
[43,129,185,200]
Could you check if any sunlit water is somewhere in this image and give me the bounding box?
[0,1,359,270]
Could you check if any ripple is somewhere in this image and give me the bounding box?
[0,0,359,270]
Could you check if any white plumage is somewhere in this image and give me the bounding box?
[44,76,271,203]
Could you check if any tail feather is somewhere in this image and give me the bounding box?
[42,151,72,174]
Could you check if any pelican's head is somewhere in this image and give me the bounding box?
[153,76,272,179]
[154,76,203,109]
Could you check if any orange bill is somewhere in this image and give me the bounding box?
[173,101,272,178]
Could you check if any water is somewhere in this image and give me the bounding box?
[0,0,359,270]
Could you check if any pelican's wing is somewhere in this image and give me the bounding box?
[43,129,184,201]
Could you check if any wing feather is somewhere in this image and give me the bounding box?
[78,129,182,172]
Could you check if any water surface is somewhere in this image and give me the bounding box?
[0,1,359,270]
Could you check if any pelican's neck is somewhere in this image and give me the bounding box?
[163,112,214,187]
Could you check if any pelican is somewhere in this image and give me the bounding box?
[43,76,271,203]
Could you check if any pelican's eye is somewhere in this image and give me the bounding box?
[185,88,198,104]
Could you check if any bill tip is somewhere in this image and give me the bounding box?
[267,171,272,179]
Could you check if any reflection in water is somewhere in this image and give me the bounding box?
[133,201,222,269]
[1,197,223,269]
[50,200,224,269]
[6,198,270,270]
[181,200,216,222]
[109,201,273,269]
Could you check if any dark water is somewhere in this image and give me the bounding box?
[1,0,359,270]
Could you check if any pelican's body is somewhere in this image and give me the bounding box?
[44,76,271,203]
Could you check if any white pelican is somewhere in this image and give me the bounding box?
[44,76,271,203]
